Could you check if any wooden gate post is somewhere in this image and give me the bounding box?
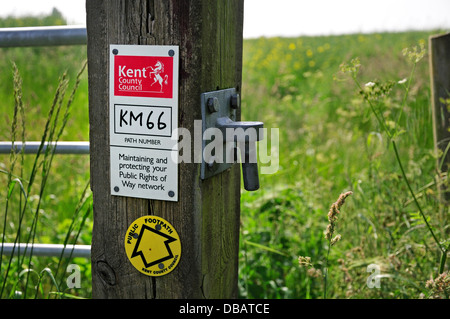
[429,33,450,202]
[86,0,244,298]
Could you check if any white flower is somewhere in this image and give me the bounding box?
[365,81,376,87]
[331,234,342,246]
[398,78,407,84]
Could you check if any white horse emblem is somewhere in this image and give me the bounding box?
[146,61,168,92]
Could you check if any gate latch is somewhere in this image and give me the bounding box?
[200,88,264,191]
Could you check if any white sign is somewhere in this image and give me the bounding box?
[109,45,179,201]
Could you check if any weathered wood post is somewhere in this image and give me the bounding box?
[429,33,450,202]
[86,0,244,298]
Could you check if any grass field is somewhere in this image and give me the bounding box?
[0,12,448,299]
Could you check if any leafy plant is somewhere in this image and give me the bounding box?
[336,41,448,276]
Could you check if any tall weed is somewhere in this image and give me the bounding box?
[240,31,449,299]
[0,61,90,299]
[336,41,448,277]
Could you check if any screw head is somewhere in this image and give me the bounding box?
[207,97,219,113]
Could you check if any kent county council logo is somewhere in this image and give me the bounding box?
[124,215,181,276]
[114,55,174,99]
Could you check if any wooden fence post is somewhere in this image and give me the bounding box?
[86,0,244,298]
[429,33,450,202]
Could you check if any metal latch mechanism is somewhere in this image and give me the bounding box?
[200,88,264,191]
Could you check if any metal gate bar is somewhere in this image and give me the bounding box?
[1,243,91,258]
[0,25,87,48]
[0,26,91,262]
[0,141,90,155]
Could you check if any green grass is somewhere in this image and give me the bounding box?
[0,12,92,298]
[0,12,448,299]
[239,31,449,299]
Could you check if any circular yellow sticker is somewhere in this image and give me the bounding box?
[124,215,181,277]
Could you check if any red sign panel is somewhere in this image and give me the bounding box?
[114,55,173,98]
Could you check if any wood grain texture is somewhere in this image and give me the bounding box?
[86,0,243,298]
[429,33,450,201]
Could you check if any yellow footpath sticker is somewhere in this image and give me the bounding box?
[125,215,181,277]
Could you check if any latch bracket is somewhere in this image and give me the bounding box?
[200,88,237,180]
[200,88,264,191]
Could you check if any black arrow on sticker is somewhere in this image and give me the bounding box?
[131,224,177,268]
